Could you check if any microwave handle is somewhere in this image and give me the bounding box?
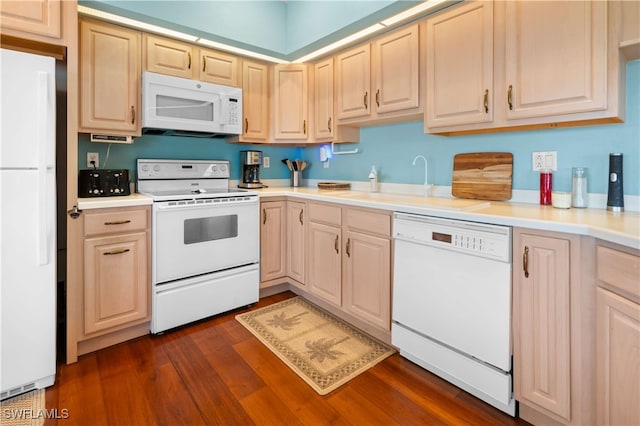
[219,95,229,125]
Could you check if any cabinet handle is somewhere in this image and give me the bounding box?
[364,92,368,109]
[131,105,135,124]
[245,117,249,133]
[104,248,130,256]
[202,56,206,72]
[376,89,380,107]
[523,246,529,278]
[508,85,513,110]
[299,209,304,225]
[187,52,191,69]
[104,220,131,225]
[346,238,351,257]
[484,89,489,113]
[262,208,267,224]
[328,117,332,132]
[334,235,339,254]
[303,120,306,135]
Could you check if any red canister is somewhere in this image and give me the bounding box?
[540,169,553,205]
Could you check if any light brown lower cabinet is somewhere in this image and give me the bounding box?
[260,200,286,283]
[595,244,640,425]
[286,201,306,287]
[513,228,595,426]
[72,206,151,359]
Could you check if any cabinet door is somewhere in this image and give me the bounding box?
[240,60,269,142]
[260,201,286,282]
[336,44,371,120]
[286,201,306,286]
[596,287,640,426]
[144,34,195,79]
[200,48,239,87]
[513,232,571,422]
[343,230,390,330]
[0,0,61,38]
[79,19,141,135]
[84,232,149,335]
[307,221,342,307]
[374,23,420,114]
[273,64,308,140]
[505,0,607,120]
[313,58,334,140]
[425,1,493,128]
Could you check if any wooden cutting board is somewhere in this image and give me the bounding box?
[452,152,513,201]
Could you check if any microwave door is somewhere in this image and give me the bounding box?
[145,85,220,132]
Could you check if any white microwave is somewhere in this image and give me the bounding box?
[142,71,242,136]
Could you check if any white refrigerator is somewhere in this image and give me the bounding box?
[0,48,57,399]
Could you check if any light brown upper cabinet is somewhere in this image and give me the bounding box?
[373,23,420,115]
[336,44,371,121]
[144,34,240,86]
[504,0,607,120]
[272,63,309,141]
[199,48,239,87]
[228,60,269,143]
[79,19,141,136]
[0,0,61,39]
[336,23,421,126]
[143,34,195,79]
[425,1,494,128]
[425,0,625,135]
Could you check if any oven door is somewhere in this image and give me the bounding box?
[153,197,259,284]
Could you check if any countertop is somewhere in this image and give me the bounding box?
[76,188,640,250]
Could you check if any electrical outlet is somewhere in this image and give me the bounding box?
[87,152,99,168]
[263,156,270,168]
[323,160,330,169]
[532,151,557,171]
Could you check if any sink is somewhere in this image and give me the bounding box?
[328,191,491,211]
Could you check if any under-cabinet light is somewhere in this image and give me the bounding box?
[380,0,449,27]
[196,38,288,64]
[78,5,199,42]
[292,23,385,63]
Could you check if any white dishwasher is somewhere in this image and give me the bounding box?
[392,212,515,416]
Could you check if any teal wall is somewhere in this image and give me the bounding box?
[79,61,639,195]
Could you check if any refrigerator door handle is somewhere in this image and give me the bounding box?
[37,71,50,266]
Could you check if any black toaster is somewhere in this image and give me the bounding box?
[78,169,131,197]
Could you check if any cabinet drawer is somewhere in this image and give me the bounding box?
[597,246,640,299]
[308,202,341,226]
[84,209,148,237]
[345,208,390,237]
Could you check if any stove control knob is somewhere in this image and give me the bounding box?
[212,165,218,173]
[141,165,149,172]
[92,188,100,195]
[220,165,227,172]
[153,165,161,172]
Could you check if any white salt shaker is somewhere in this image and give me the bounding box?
[572,167,588,208]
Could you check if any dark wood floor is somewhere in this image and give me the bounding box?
[45,291,530,425]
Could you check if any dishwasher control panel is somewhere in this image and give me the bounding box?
[393,213,511,262]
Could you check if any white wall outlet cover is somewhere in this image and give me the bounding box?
[87,152,99,168]
[319,146,328,162]
[263,156,270,168]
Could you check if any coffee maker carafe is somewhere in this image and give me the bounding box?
[238,150,265,189]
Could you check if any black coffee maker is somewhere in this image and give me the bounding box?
[238,150,265,188]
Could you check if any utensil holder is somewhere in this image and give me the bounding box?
[290,171,301,187]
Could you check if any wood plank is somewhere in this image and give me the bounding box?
[452,152,513,200]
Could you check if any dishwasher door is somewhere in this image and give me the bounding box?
[392,214,512,371]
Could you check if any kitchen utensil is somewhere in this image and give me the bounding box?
[452,152,513,201]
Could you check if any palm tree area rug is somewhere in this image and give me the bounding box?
[235,296,395,395]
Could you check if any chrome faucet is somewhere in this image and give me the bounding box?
[412,155,432,196]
